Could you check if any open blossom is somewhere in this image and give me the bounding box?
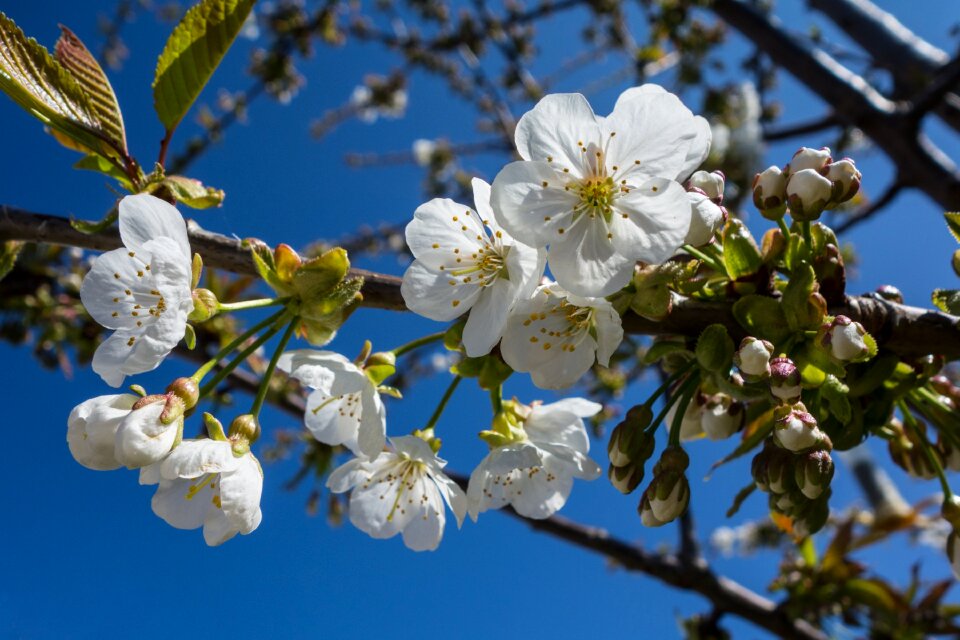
[327,436,467,552]
[467,398,602,520]
[67,394,138,470]
[402,178,544,357]
[491,85,711,297]
[500,282,623,389]
[80,194,194,387]
[278,349,386,458]
[142,438,263,546]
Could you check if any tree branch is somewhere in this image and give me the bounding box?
[834,180,904,234]
[3,204,959,358]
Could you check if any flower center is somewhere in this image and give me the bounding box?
[576,176,617,222]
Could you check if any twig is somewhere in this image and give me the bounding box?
[834,180,904,234]
[763,114,840,141]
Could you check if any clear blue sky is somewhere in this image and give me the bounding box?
[1,1,959,638]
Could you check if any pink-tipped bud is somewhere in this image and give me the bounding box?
[734,337,775,379]
[769,357,802,403]
[786,169,833,221]
[688,170,725,204]
[786,146,832,174]
[753,166,787,220]
[825,158,861,204]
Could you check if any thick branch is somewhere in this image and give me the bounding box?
[710,0,960,212]
[3,204,959,358]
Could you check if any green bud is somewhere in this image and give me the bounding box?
[443,319,467,351]
[365,351,396,385]
[166,377,200,410]
[158,394,186,425]
[191,253,203,289]
[203,412,228,441]
[696,324,735,373]
[942,496,960,529]
[608,463,644,495]
[228,414,261,446]
[791,491,831,537]
[794,449,834,500]
[188,288,219,323]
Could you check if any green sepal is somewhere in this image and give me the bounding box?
[732,295,791,343]
[443,319,467,352]
[203,412,229,441]
[183,323,197,350]
[477,355,512,390]
[191,253,203,288]
[377,385,402,399]
[820,374,851,424]
[128,384,148,397]
[0,240,23,283]
[799,340,847,378]
[721,218,763,280]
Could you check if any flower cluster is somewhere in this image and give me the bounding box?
[753,146,861,222]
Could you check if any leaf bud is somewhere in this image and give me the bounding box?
[786,169,832,221]
[734,337,774,379]
[769,357,802,403]
[753,166,787,220]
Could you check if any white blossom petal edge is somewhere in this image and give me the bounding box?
[500,282,623,389]
[277,349,386,458]
[402,178,545,357]
[468,398,603,520]
[490,86,709,297]
[67,394,138,470]
[145,438,263,546]
[326,436,467,552]
[80,194,194,387]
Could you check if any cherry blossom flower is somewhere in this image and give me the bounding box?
[143,438,263,546]
[490,85,710,297]
[80,194,194,387]
[67,394,138,470]
[277,349,386,458]
[326,436,467,551]
[500,282,623,389]
[114,395,185,468]
[467,398,602,520]
[402,178,544,357]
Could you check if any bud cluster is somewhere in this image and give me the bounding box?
[752,146,861,221]
[638,447,691,527]
[607,405,656,494]
[751,436,834,537]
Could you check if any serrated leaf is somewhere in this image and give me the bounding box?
[0,12,120,158]
[721,218,762,279]
[70,203,119,234]
[932,289,960,315]
[732,295,791,343]
[821,374,851,424]
[642,339,690,365]
[152,0,255,132]
[155,175,225,208]
[55,26,126,155]
[945,212,960,244]
[0,240,23,282]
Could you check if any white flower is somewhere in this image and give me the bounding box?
[491,85,710,297]
[500,282,623,389]
[788,146,831,174]
[67,394,137,470]
[402,178,545,357]
[143,438,263,546]
[277,349,386,458]
[467,398,602,520]
[80,194,194,387]
[734,337,774,378]
[685,191,724,247]
[114,396,184,468]
[326,436,467,552]
[412,139,436,166]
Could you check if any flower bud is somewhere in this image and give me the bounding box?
[794,449,834,499]
[874,284,904,304]
[888,418,940,479]
[820,315,869,361]
[688,170,725,204]
[773,403,825,452]
[188,288,219,323]
[607,406,653,466]
[752,166,787,220]
[787,146,831,174]
[67,394,137,471]
[769,357,802,403]
[700,394,743,441]
[942,495,960,529]
[665,395,705,441]
[791,494,830,537]
[948,530,960,580]
[364,351,397,385]
[685,191,726,247]
[166,377,200,410]
[825,158,861,204]
[940,435,960,472]
[115,398,183,468]
[640,448,691,526]
[608,463,645,494]
[786,169,833,221]
[733,337,774,379]
[229,414,261,446]
[752,441,796,494]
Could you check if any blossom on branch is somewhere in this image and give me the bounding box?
[491,85,710,297]
[80,194,194,387]
[402,178,544,357]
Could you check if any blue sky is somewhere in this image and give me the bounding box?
[1,1,959,638]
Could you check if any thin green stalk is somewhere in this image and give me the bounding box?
[191,308,288,382]
[425,376,462,430]
[489,385,503,415]
[801,220,813,248]
[217,296,291,313]
[899,399,953,499]
[777,217,791,238]
[646,358,698,408]
[907,390,960,449]
[683,244,726,273]
[199,315,290,398]
[391,332,445,358]
[669,373,701,448]
[251,318,299,418]
[647,370,700,436]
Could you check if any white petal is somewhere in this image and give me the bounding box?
[67,394,136,471]
[405,198,485,269]
[219,454,264,534]
[304,391,364,452]
[119,194,191,260]
[524,400,600,452]
[401,260,482,322]
[685,191,724,246]
[505,241,546,301]
[80,248,154,331]
[470,177,499,232]
[547,219,635,298]
[515,93,601,170]
[529,343,596,390]
[151,478,211,530]
[613,178,691,264]
[202,508,239,546]
[431,471,468,528]
[592,302,624,367]
[509,458,575,519]
[114,401,179,468]
[391,435,441,463]
[139,462,162,485]
[467,457,502,521]
[678,116,712,181]
[462,279,515,357]
[356,386,387,458]
[400,480,446,551]
[491,161,579,248]
[537,442,603,480]
[326,457,373,493]
[278,349,364,393]
[160,439,237,480]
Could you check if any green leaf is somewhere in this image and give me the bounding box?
[945,212,960,244]
[0,12,120,158]
[74,154,134,190]
[781,265,824,331]
[821,374,852,424]
[732,295,791,343]
[54,26,126,155]
[642,339,690,365]
[721,218,762,279]
[183,323,197,350]
[725,482,756,518]
[70,203,119,235]
[152,0,255,132]
[293,248,350,303]
[153,175,225,208]
[932,288,960,315]
[0,240,23,282]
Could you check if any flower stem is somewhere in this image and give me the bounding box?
[647,370,700,436]
[899,399,953,499]
[199,312,293,398]
[489,385,503,415]
[217,297,291,313]
[424,375,462,431]
[191,308,288,383]
[250,318,299,418]
[390,331,445,358]
[777,217,791,238]
[683,244,726,274]
[669,373,701,448]
[801,220,813,248]
[646,358,698,408]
